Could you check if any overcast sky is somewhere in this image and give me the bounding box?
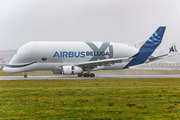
[0,0,180,52]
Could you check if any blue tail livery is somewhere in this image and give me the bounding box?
[124,26,166,68]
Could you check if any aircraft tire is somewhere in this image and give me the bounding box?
[90,73,95,77]
[83,73,89,77]
[78,73,83,77]
[24,74,27,78]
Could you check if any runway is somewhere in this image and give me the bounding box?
[0,74,180,80]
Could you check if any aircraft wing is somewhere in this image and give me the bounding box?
[75,57,133,69]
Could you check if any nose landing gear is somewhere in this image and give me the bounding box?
[24,73,27,78]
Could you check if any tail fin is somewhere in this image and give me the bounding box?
[124,26,166,68]
[141,26,166,50]
[168,42,178,57]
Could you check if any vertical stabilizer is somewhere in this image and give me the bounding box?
[124,26,166,68]
[141,26,166,50]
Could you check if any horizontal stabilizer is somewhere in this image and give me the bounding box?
[146,54,168,63]
[168,42,178,57]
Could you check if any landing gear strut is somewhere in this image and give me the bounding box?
[24,73,27,78]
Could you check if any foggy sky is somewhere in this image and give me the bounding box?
[0,0,180,52]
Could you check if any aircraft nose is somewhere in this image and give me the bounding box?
[3,66,24,74]
[3,67,9,73]
[3,67,13,74]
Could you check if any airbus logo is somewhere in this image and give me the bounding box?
[53,51,110,58]
[53,51,85,58]
[53,42,113,60]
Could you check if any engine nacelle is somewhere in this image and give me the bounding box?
[52,66,82,75]
[52,66,63,74]
[62,66,83,75]
[52,69,63,74]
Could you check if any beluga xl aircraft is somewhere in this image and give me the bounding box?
[3,26,176,78]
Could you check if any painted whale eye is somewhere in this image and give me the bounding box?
[41,57,47,61]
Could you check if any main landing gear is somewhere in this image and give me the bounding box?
[24,73,27,78]
[78,73,95,77]
[78,67,95,77]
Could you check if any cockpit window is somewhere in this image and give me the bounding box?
[7,65,12,68]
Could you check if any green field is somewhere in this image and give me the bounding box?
[1,78,180,119]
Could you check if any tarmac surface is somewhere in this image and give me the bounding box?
[0,74,180,80]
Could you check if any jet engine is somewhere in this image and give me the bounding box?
[52,66,82,75]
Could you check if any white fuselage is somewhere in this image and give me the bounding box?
[3,27,167,75]
[3,41,138,74]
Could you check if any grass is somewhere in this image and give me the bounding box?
[0,78,180,119]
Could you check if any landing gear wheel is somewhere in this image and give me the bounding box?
[24,74,27,78]
[90,73,95,77]
[78,73,83,77]
[83,73,90,77]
